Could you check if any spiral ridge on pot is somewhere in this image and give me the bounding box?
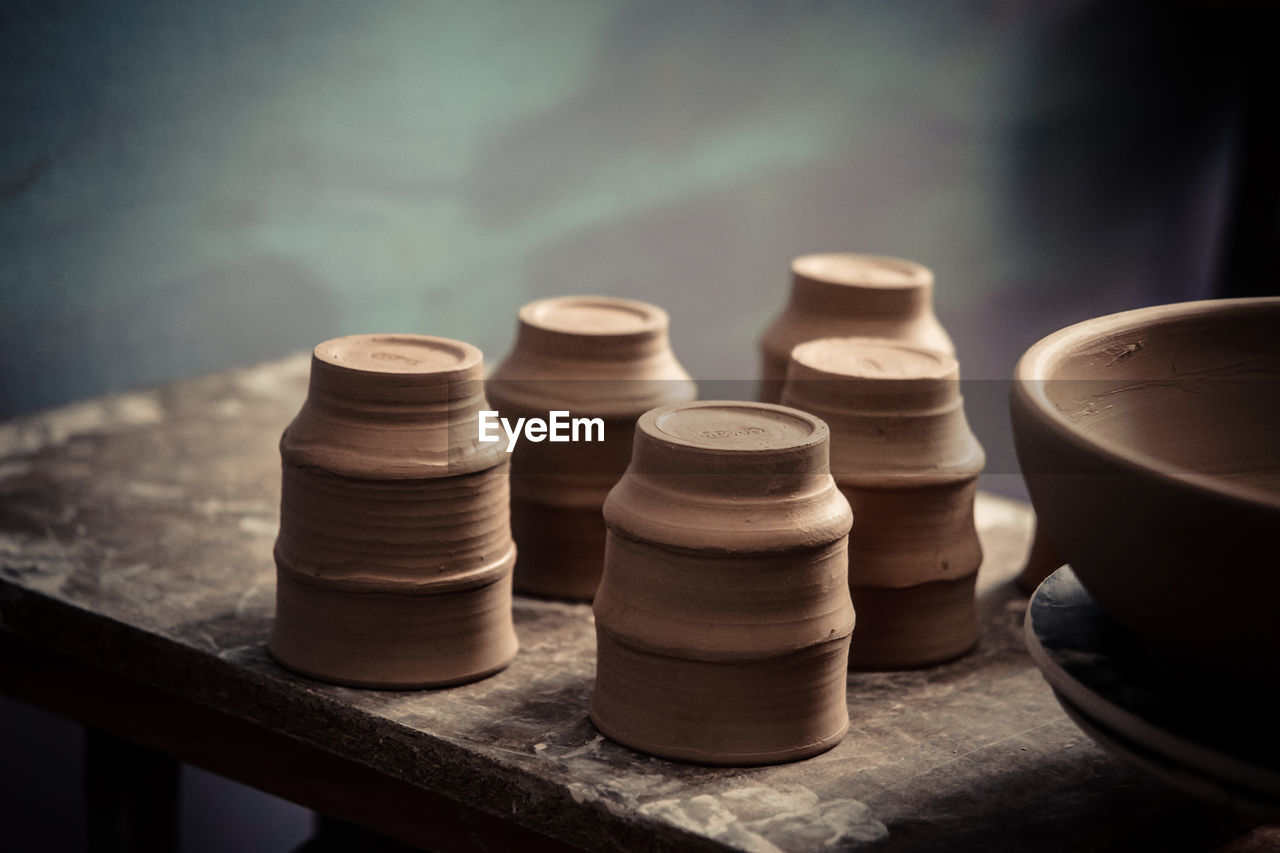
[487,295,695,601]
[591,400,853,765]
[782,337,985,669]
[268,334,518,689]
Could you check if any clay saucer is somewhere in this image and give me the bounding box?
[270,334,518,689]
[591,401,853,765]
[759,253,954,402]
[783,337,985,668]
[1011,297,1280,698]
[1027,567,1280,812]
[487,295,694,600]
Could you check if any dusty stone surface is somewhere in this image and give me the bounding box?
[0,355,1260,851]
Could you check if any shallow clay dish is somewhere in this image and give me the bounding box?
[591,400,854,765]
[270,334,518,688]
[487,295,694,600]
[1027,567,1280,811]
[758,253,954,402]
[1011,297,1280,698]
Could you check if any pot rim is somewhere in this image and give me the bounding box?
[638,399,829,457]
[1013,296,1280,513]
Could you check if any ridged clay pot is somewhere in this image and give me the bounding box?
[486,296,695,600]
[591,401,854,765]
[759,253,954,403]
[269,334,518,688]
[783,337,985,669]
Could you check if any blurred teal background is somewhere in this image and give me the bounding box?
[1,0,1261,849]
[2,1,1238,413]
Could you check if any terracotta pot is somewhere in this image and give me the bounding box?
[269,334,518,688]
[782,337,984,669]
[1011,297,1280,698]
[591,401,854,765]
[758,253,954,403]
[486,296,694,600]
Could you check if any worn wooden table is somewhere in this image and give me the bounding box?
[0,356,1271,851]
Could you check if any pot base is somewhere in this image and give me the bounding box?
[590,629,850,766]
[269,554,518,689]
[847,574,978,670]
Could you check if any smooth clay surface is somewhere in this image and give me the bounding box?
[270,334,518,688]
[1011,296,1280,698]
[758,254,954,402]
[487,295,694,600]
[783,337,985,669]
[592,401,854,765]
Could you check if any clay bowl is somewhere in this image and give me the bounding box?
[1011,297,1280,699]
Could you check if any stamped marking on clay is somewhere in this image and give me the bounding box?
[318,335,474,373]
[654,404,817,448]
[697,426,766,440]
[369,350,425,366]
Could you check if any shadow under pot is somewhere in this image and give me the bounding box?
[758,253,954,403]
[591,401,854,765]
[269,334,518,688]
[486,295,695,601]
[782,337,985,669]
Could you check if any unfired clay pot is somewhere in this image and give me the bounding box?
[591,400,854,765]
[783,337,985,669]
[1011,297,1280,698]
[269,334,518,688]
[759,253,954,403]
[486,296,694,600]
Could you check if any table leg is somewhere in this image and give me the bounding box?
[85,728,179,853]
[292,814,424,852]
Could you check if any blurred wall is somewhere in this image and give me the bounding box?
[1,0,1245,488]
[0,1,1249,849]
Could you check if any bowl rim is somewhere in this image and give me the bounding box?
[1013,296,1280,513]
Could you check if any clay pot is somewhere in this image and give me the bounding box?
[486,296,695,600]
[591,401,854,765]
[758,253,954,403]
[1011,297,1280,698]
[269,334,518,688]
[782,337,985,669]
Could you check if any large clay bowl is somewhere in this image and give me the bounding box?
[1011,297,1280,698]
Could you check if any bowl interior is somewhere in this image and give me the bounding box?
[1023,298,1280,507]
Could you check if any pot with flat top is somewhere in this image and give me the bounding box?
[269,333,518,688]
[591,400,854,765]
[487,295,694,601]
